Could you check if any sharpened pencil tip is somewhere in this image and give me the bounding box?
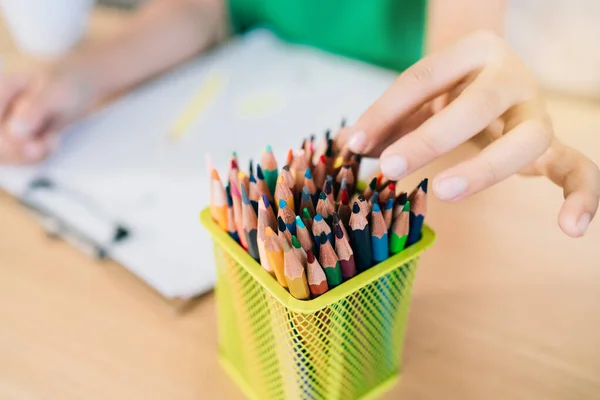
[279,199,287,209]
[334,224,343,238]
[352,202,360,213]
[295,215,305,229]
[278,217,287,232]
[304,168,312,179]
[262,194,270,208]
[266,145,273,153]
[373,203,381,213]
[420,178,429,193]
[314,214,323,222]
[319,192,327,200]
[240,184,250,204]
[319,232,328,244]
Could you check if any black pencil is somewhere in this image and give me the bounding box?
[349,202,372,272]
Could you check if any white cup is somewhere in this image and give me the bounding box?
[1,0,95,57]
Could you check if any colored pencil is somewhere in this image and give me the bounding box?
[378,182,396,205]
[393,192,408,220]
[283,239,310,299]
[336,164,354,194]
[312,213,332,254]
[281,165,296,193]
[238,171,250,196]
[390,200,410,254]
[349,202,372,272]
[334,223,356,280]
[278,216,293,246]
[285,148,294,168]
[325,139,335,178]
[291,150,308,195]
[318,232,343,288]
[275,175,295,213]
[306,249,328,297]
[304,168,318,205]
[363,177,377,201]
[332,212,348,239]
[261,194,277,230]
[316,192,335,225]
[210,169,228,230]
[278,199,297,235]
[356,195,370,219]
[225,184,240,243]
[248,173,259,214]
[265,226,287,287]
[228,158,239,189]
[383,198,394,230]
[230,181,248,249]
[349,154,361,185]
[336,177,347,204]
[295,215,315,254]
[369,191,380,211]
[323,177,335,206]
[261,145,279,195]
[291,235,308,267]
[302,207,314,232]
[370,203,389,264]
[241,183,260,260]
[255,164,273,203]
[257,198,274,276]
[407,178,427,246]
[313,155,327,190]
[300,186,316,217]
[337,187,351,227]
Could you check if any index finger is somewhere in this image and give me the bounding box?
[338,31,500,155]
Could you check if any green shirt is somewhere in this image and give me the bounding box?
[228,0,427,72]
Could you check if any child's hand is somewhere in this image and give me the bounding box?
[0,65,95,164]
[337,31,600,238]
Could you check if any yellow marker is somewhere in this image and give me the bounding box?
[169,71,226,141]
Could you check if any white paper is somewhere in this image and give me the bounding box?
[0,29,396,299]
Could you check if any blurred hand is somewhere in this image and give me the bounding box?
[337,30,600,238]
[0,65,95,164]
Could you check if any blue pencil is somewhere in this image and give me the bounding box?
[370,203,389,263]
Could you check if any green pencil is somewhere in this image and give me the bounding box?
[390,201,410,254]
[261,145,279,195]
[318,232,342,287]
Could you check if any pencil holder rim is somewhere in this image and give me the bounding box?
[200,206,436,313]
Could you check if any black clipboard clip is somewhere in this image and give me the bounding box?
[19,176,130,260]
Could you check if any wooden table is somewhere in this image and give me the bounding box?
[1,7,600,400]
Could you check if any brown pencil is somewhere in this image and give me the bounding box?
[283,238,310,300]
[291,150,308,195]
[323,177,335,206]
[336,164,355,194]
[301,186,316,217]
[393,192,408,220]
[264,226,286,287]
[356,195,370,219]
[291,235,308,267]
[306,249,328,297]
[260,194,277,231]
[303,168,317,204]
[285,148,294,168]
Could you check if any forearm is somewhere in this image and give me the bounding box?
[62,0,228,101]
[425,0,506,53]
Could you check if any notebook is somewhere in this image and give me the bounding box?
[0,29,396,302]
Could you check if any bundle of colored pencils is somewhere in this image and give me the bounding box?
[208,127,428,300]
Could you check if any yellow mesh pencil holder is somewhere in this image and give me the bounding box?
[200,207,435,400]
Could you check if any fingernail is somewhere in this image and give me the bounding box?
[9,119,32,139]
[434,177,468,200]
[24,143,44,160]
[577,213,591,235]
[347,131,366,153]
[380,155,407,180]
